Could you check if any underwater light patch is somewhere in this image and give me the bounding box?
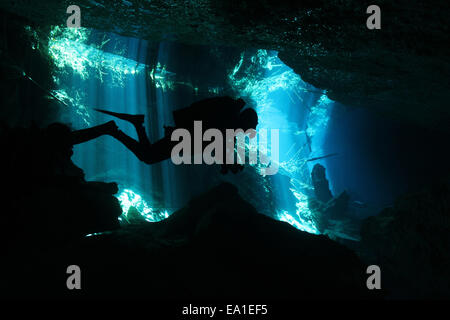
[277,210,319,235]
[45,26,150,125]
[116,188,169,223]
[288,187,319,234]
[229,49,333,234]
[227,49,333,160]
[48,26,145,85]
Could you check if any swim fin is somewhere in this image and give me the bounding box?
[94,108,145,125]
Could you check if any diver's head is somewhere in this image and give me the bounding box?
[238,108,258,138]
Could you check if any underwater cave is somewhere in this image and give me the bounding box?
[1,0,449,304]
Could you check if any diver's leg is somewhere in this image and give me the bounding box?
[71,121,117,145]
[71,120,170,164]
[133,122,152,149]
[147,136,175,164]
[110,129,150,163]
[130,119,175,163]
[96,106,152,148]
[111,130,174,164]
[94,108,145,126]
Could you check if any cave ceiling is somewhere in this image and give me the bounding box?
[1,0,449,130]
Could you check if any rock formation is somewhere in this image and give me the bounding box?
[1,123,122,253]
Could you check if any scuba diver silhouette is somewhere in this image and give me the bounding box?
[72,96,258,174]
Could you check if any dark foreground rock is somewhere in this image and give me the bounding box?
[0,124,122,251]
[4,183,376,299]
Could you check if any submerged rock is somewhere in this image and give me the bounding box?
[309,163,355,237]
[309,191,351,233]
[311,163,333,203]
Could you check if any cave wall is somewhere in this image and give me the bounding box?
[0,11,60,127]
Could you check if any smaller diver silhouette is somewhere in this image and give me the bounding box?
[72,96,258,174]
